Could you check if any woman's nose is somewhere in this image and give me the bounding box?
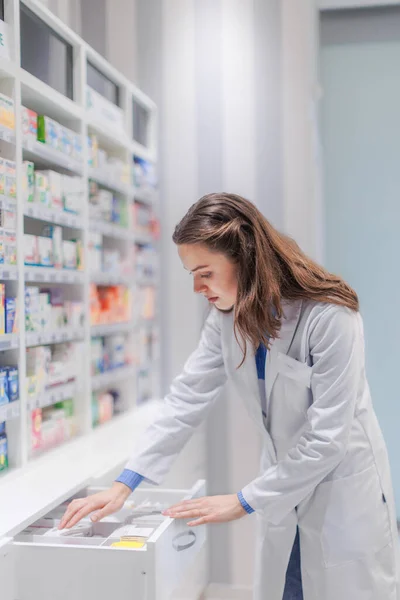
[193,279,207,294]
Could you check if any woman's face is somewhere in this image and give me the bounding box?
[178,243,238,310]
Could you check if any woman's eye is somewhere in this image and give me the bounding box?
[200,273,212,279]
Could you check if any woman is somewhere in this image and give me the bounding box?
[60,193,399,600]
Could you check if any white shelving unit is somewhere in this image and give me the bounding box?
[0,0,160,486]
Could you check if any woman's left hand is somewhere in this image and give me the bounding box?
[162,494,247,526]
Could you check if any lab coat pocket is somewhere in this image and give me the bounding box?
[277,353,312,388]
[317,465,391,568]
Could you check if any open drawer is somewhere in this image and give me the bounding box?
[12,479,207,600]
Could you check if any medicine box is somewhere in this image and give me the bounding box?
[21,106,38,140]
[24,234,39,266]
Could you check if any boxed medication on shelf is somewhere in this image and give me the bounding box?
[0,157,5,196]
[0,209,17,231]
[0,426,8,471]
[38,236,53,267]
[37,170,63,210]
[0,93,15,131]
[24,234,39,265]
[25,287,41,332]
[23,161,35,203]
[73,133,83,161]
[0,368,10,405]
[34,172,50,206]
[6,367,19,402]
[60,126,73,157]
[88,232,102,272]
[0,283,4,334]
[5,297,18,333]
[48,225,62,269]
[21,106,38,141]
[133,156,157,190]
[37,115,62,151]
[4,230,17,265]
[5,159,16,199]
[62,240,77,270]
[62,175,82,214]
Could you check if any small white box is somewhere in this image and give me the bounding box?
[62,240,77,270]
[38,237,53,267]
[24,234,38,265]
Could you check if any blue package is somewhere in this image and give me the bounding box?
[5,297,16,334]
[0,434,8,471]
[5,367,18,402]
[0,369,9,406]
[0,422,5,436]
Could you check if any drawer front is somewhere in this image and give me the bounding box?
[14,543,147,600]
[150,480,208,600]
[0,538,14,600]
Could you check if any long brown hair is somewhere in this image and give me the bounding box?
[173,193,359,362]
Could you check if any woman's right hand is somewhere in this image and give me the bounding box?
[58,482,132,530]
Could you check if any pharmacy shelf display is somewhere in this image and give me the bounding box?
[0,0,161,481]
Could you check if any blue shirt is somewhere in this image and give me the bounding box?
[115,343,268,515]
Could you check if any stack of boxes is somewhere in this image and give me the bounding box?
[0,285,18,334]
[25,287,84,334]
[91,334,128,375]
[21,106,83,162]
[23,161,82,216]
[88,133,131,187]
[89,180,128,228]
[24,226,83,271]
[90,284,132,326]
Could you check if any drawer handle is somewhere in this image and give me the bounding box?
[172,530,196,552]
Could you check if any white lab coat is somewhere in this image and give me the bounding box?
[126,299,400,600]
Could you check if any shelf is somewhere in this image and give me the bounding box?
[91,322,133,337]
[24,267,85,284]
[137,275,158,287]
[20,68,83,123]
[0,266,18,281]
[0,400,20,423]
[23,139,83,175]
[0,196,17,212]
[26,328,84,347]
[134,232,153,245]
[91,272,132,286]
[88,167,134,197]
[134,189,157,206]
[27,381,77,411]
[90,220,134,241]
[0,334,18,351]
[87,119,132,154]
[91,365,136,391]
[0,125,15,145]
[24,203,82,229]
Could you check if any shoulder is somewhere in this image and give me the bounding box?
[301,300,363,346]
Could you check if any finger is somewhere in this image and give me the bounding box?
[91,502,118,523]
[62,504,95,529]
[163,500,202,515]
[187,516,212,527]
[58,500,85,529]
[168,509,204,520]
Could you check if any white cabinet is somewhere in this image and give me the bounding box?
[0,538,14,600]
[11,480,207,600]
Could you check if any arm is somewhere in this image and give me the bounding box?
[119,308,227,485]
[240,306,362,525]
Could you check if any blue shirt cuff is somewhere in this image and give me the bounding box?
[115,469,144,492]
[237,490,254,514]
